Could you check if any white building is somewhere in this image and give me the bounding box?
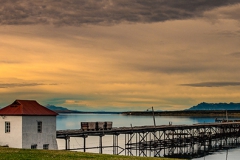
[0,100,58,150]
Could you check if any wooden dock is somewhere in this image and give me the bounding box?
[57,121,240,158]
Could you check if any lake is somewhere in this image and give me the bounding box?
[56,113,240,160]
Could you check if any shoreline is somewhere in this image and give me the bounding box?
[121,110,240,117]
[55,110,240,117]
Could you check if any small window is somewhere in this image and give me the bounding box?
[37,121,42,133]
[43,144,49,150]
[5,122,10,133]
[31,144,37,149]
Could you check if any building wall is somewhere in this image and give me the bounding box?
[0,116,23,148]
[22,116,58,150]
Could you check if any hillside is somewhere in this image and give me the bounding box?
[188,102,240,110]
[122,102,240,117]
[45,104,121,114]
[45,102,240,115]
[45,104,80,113]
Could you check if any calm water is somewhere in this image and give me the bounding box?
[56,114,240,160]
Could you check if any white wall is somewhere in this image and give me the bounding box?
[0,116,23,148]
[0,115,58,150]
[22,116,58,150]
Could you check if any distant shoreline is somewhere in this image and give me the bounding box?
[121,110,240,117]
[47,102,240,116]
[55,111,122,114]
[55,110,240,117]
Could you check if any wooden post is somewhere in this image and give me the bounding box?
[99,135,103,154]
[65,136,70,150]
[65,137,68,150]
[113,135,115,155]
[152,106,156,128]
[116,134,118,154]
[83,135,88,152]
[68,137,70,150]
[226,110,228,122]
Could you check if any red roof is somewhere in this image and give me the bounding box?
[0,100,58,116]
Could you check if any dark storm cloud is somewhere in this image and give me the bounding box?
[181,82,240,87]
[0,83,57,88]
[0,0,239,26]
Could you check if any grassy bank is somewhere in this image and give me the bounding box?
[0,147,182,160]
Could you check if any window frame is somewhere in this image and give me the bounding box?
[31,144,37,149]
[37,121,42,133]
[43,144,49,150]
[5,121,10,133]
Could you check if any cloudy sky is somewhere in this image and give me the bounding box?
[1,0,240,111]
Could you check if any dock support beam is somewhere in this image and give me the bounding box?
[113,134,119,155]
[65,136,70,150]
[83,135,88,152]
[99,135,103,154]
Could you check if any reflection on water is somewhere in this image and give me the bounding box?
[56,114,240,160]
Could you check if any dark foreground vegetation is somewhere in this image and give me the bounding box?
[0,147,182,160]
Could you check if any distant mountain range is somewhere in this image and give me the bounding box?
[45,102,240,114]
[45,104,121,114]
[187,102,240,110]
[45,104,75,113]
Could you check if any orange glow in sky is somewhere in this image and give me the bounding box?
[1,1,240,111]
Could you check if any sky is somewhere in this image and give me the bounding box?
[1,0,240,111]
